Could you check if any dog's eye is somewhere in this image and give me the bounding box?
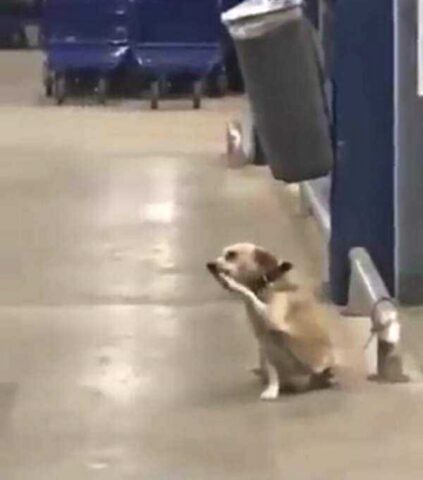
[225,250,237,261]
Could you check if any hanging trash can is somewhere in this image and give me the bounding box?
[222,0,333,183]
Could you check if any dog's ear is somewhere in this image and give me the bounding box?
[277,261,293,274]
[266,261,293,282]
[254,248,293,282]
[254,247,278,274]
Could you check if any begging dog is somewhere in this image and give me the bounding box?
[207,243,335,400]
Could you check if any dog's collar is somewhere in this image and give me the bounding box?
[250,275,272,295]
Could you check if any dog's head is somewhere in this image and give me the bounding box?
[207,243,293,292]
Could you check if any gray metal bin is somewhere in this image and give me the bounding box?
[222,0,333,183]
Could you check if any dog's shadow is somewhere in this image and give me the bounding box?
[184,377,346,415]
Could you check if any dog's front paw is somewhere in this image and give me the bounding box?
[217,273,236,291]
[260,385,279,401]
[218,273,246,294]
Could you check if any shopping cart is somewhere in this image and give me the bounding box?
[0,1,30,48]
[43,0,129,104]
[130,0,226,109]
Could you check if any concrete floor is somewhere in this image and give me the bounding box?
[1,52,423,479]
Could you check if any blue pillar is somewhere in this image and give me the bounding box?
[330,0,423,305]
[330,0,394,304]
[395,0,423,303]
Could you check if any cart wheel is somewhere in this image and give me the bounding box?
[19,29,28,48]
[45,77,53,97]
[159,78,170,96]
[53,74,66,105]
[193,80,203,110]
[13,29,27,48]
[216,73,228,97]
[43,63,53,97]
[95,77,108,105]
[150,81,160,110]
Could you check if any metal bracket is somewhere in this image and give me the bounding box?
[346,248,408,383]
[299,180,331,283]
[299,180,331,238]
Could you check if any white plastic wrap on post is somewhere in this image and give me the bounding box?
[373,299,401,345]
[226,121,244,168]
[226,103,256,168]
[241,103,256,161]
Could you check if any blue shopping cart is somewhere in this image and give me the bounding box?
[0,1,31,48]
[130,0,226,109]
[43,0,130,104]
[0,15,26,47]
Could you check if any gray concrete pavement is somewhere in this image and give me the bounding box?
[0,51,422,479]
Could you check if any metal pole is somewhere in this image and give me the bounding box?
[299,182,408,383]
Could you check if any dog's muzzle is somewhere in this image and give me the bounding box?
[206,262,218,275]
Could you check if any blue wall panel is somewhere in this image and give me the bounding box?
[330,0,395,304]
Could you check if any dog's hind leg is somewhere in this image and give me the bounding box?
[260,360,280,401]
[251,348,269,384]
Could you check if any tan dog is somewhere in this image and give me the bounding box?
[207,243,335,400]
